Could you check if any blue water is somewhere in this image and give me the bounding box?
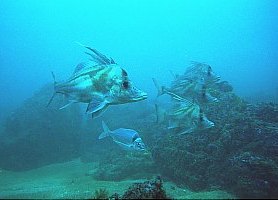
[1,1,278,198]
[1,0,277,118]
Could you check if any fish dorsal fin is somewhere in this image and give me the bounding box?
[85,52,107,65]
[73,62,86,74]
[85,46,112,64]
[76,42,115,65]
[72,61,97,75]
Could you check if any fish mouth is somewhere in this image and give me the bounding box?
[207,121,215,128]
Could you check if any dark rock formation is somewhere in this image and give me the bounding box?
[151,87,278,198]
[0,84,82,171]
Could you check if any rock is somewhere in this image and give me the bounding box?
[0,84,82,171]
[121,176,168,199]
[151,79,278,198]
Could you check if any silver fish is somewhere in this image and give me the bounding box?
[98,121,146,151]
[155,98,214,135]
[183,61,220,84]
[48,44,147,118]
[168,62,219,103]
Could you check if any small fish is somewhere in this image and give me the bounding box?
[155,95,214,135]
[47,44,147,118]
[183,61,220,84]
[152,78,218,103]
[98,121,146,151]
[153,63,220,104]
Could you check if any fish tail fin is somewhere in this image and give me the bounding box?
[155,104,166,124]
[152,78,165,97]
[46,71,57,107]
[98,121,111,139]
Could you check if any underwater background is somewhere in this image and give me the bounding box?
[0,0,278,199]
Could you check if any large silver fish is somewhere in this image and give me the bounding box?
[98,121,146,151]
[48,45,147,118]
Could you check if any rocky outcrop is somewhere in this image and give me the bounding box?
[0,84,82,171]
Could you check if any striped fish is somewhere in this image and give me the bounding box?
[48,44,147,118]
[155,92,214,135]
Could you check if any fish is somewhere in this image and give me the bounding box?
[152,77,219,104]
[153,62,220,104]
[155,98,215,135]
[47,44,147,118]
[183,61,221,85]
[98,121,146,151]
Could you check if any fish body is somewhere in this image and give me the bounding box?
[49,45,147,117]
[153,61,217,135]
[156,98,214,135]
[152,62,220,104]
[98,121,146,151]
[183,61,220,85]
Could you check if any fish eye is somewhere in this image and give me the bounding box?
[122,81,129,89]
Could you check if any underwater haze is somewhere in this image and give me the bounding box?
[1,0,278,199]
[1,0,278,116]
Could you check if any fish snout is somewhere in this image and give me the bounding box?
[202,117,215,129]
[131,87,148,101]
[209,121,215,127]
[134,138,146,151]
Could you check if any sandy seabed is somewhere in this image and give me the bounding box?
[0,159,236,199]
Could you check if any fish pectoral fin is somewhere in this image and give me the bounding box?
[59,100,77,110]
[91,104,109,119]
[86,99,108,114]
